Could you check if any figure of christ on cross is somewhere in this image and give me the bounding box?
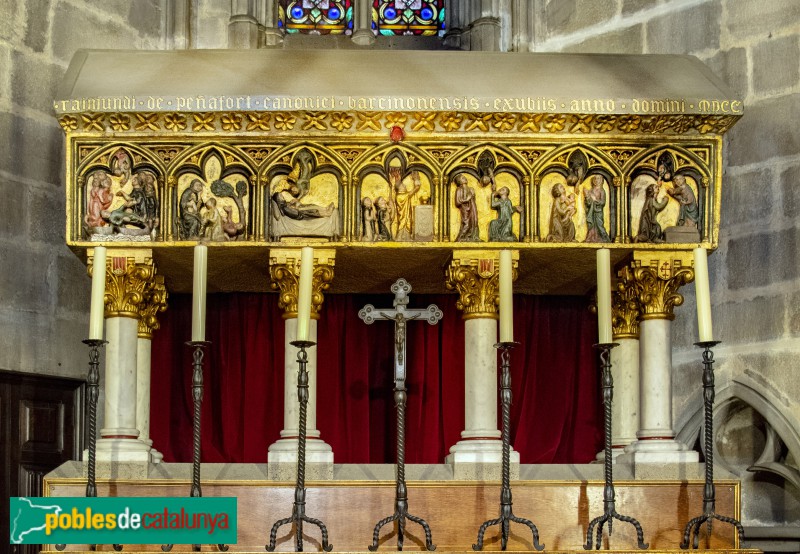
[358,278,443,551]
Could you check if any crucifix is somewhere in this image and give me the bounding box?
[359,278,443,552]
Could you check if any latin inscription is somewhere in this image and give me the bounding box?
[54,95,744,115]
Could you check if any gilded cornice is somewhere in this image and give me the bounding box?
[88,249,157,319]
[57,111,740,137]
[269,248,336,319]
[445,250,518,320]
[612,268,641,339]
[628,252,695,321]
[137,274,168,339]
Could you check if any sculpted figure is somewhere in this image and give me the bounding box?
[545,183,576,242]
[488,184,522,242]
[272,182,334,220]
[102,176,149,231]
[454,173,480,242]
[375,196,393,241]
[634,183,668,243]
[178,179,205,239]
[584,175,610,243]
[138,172,160,235]
[85,170,113,229]
[392,168,421,241]
[667,175,699,228]
[222,205,244,240]
[270,169,338,239]
[201,198,225,241]
[111,150,132,185]
[361,197,377,241]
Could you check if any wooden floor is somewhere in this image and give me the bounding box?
[44,478,745,552]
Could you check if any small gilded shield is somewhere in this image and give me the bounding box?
[478,258,494,278]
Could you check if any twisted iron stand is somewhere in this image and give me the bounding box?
[473,342,544,552]
[368,379,435,551]
[266,340,333,553]
[680,341,745,549]
[163,342,228,553]
[56,339,121,552]
[583,343,648,551]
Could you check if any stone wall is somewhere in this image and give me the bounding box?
[531,0,800,525]
[0,0,163,378]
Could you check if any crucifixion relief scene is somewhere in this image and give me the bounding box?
[2,1,799,554]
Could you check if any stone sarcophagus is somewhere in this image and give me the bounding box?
[55,49,741,294]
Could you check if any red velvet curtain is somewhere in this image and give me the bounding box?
[150,293,602,464]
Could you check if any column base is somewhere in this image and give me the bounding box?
[351,29,375,46]
[268,436,333,464]
[93,437,153,463]
[141,438,164,463]
[594,445,629,463]
[445,439,520,480]
[621,437,700,464]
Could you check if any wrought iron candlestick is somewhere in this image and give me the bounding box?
[681,341,745,549]
[266,340,333,553]
[473,342,544,552]
[583,343,648,551]
[360,278,441,552]
[367,377,436,552]
[163,342,228,553]
[57,339,121,552]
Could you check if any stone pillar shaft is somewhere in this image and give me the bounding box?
[93,250,161,463]
[267,248,335,468]
[101,316,140,439]
[463,318,501,439]
[621,254,699,463]
[445,251,518,470]
[280,318,321,438]
[638,319,673,439]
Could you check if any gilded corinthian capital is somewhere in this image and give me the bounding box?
[137,274,168,339]
[269,248,336,319]
[88,249,160,319]
[627,252,695,321]
[445,250,518,319]
[612,268,641,339]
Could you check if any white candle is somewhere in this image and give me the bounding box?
[296,247,314,342]
[88,246,107,340]
[499,250,514,343]
[596,248,613,344]
[694,247,713,342]
[191,244,208,342]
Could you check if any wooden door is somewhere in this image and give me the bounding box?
[1,371,84,554]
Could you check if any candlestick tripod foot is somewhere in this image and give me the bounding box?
[473,343,544,552]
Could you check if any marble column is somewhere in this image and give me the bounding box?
[445,251,519,469]
[351,0,375,46]
[136,274,168,463]
[596,270,641,462]
[622,253,699,463]
[95,250,158,463]
[267,248,336,467]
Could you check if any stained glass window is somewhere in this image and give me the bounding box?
[279,0,353,34]
[373,0,445,36]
